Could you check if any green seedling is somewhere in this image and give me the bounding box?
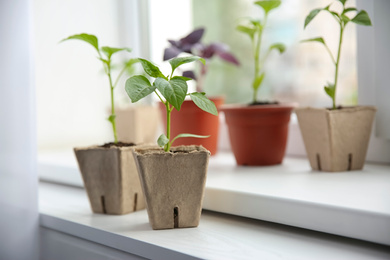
[125,56,218,152]
[236,0,286,104]
[61,33,139,143]
[302,0,372,109]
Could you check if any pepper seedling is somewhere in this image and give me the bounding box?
[236,0,286,104]
[61,33,138,143]
[302,0,372,109]
[125,56,218,152]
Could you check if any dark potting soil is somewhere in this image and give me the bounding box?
[326,106,345,110]
[100,142,136,148]
[248,100,279,106]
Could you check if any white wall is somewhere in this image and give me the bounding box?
[0,0,39,259]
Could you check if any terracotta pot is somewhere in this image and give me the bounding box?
[221,104,295,166]
[132,145,210,230]
[116,105,159,144]
[74,144,146,215]
[158,97,224,155]
[295,106,376,172]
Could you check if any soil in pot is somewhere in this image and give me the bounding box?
[295,106,376,172]
[222,103,295,166]
[74,142,146,215]
[132,145,210,230]
[158,97,224,155]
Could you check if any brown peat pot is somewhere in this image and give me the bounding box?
[132,145,210,230]
[221,104,295,166]
[158,97,224,155]
[74,143,146,215]
[295,106,376,172]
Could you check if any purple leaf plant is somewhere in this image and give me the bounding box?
[163,28,240,92]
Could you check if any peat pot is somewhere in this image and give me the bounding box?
[132,145,210,230]
[74,143,146,215]
[221,103,295,166]
[158,97,224,155]
[295,106,377,172]
[116,105,159,144]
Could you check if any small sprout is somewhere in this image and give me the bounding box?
[302,0,372,109]
[125,56,218,152]
[61,33,139,143]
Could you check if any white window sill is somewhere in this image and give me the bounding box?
[38,151,390,247]
[39,182,390,259]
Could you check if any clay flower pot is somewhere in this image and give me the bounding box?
[74,143,146,215]
[116,105,159,144]
[132,145,210,230]
[295,106,376,172]
[221,104,295,166]
[158,97,224,155]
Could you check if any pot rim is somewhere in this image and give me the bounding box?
[295,105,377,114]
[220,102,298,112]
[133,145,210,156]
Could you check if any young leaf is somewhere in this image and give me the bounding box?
[154,77,187,110]
[138,58,166,78]
[254,0,281,14]
[342,7,357,15]
[324,83,335,99]
[301,37,325,45]
[269,43,286,53]
[125,75,156,103]
[341,14,350,25]
[351,10,372,26]
[157,134,169,147]
[189,92,218,116]
[338,0,347,6]
[304,8,322,28]
[171,133,210,146]
[60,33,99,53]
[108,114,116,123]
[169,56,205,74]
[171,76,192,81]
[101,46,131,59]
[236,25,257,39]
[252,73,265,91]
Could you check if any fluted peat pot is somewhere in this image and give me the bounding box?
[132,145,210,230]
[295,106,376,172]
[74,143,146,215]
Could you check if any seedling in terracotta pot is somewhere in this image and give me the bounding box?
[125,56,218,151]
[236,0,286,105]
[301,0,372,109]
[61,33,139,143]
[163,27,240,92]
[296,0,376,172]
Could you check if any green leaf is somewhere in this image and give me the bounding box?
[108,114,116,124]
[125,75,155,103]
[171,133,210,146]
[351,10,372,26]
[236,25,257,39]
[301,37,325,45]
[154,77,187,110]
[98,57,109,65]
[338,0,347,6]
[269,43,286,53]
[341,14,350,25]
[157,134,169,147]
[189,92,218,116]
[252,73,265,91]
[254,0,281,14]
[342,7,357,14]
[138,58,166,78]
[171,76,192,81]
[101,46,131,59]
[169,56,205,74]
[304,8,322,28]
[324,83,335,99]
[60,33,99,52]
